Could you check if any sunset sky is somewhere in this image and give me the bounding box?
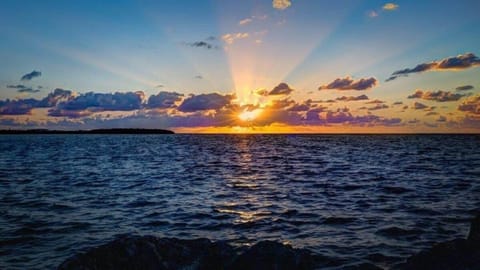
[1,0,479,133]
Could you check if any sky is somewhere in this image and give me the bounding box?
[1,0,479,133]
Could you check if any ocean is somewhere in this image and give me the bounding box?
[0,134,479,269]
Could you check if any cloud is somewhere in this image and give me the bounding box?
[413,102,428,110]
[0,88,74,115]
[239,18,253,25]
[147,91,183,109]
[0,99,38,115]
[383,3,399,11]
[17,87,41,93]
[407,90,464,102]
[324,111,401,126]
[195,75,203,79]
[287,102,311,112]
[392,101,403,105]
[177,93,234,112]
[458,95,480,115]
[222,32,249,45]
[387,53,480,81]
[7,84,27,89]
[155,85,164,88]
[49,91,144,117]
[365,99,385,104]
[38,88,74,107]
[268,83,294,95]
[336,95,369,101]
[184,41,218,50]
[368,104,389,111]
[437,116,447,122]
[319,77,377,91]
[7,84,41,93]
[456,85,474,91]
[273,0,291,10]
[21,70,42,81]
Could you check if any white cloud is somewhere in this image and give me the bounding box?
[239,18,253,26]
[221,32,249,45]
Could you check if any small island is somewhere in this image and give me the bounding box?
[0,128,174,135]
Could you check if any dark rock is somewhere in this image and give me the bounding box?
[58,237,318,270]
[230,241,317,270]
[398,214,480,270]
[58,236,235,270]
[468,214,480,241]
[341,262,384,270]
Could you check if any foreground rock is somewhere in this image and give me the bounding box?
[398,214,480,270]
[58,237,319,270]
[58,214,480,270]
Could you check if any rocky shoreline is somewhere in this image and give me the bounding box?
[58,214,479,270]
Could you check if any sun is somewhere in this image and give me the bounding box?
[238,108,263,122]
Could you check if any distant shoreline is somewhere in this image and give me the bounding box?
[1,130,479,135]
[0,128,174,134]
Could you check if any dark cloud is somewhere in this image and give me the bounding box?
[184,41,218,50]
[408,119,420,124]
[269,99,295,109]
[21,70,42,81]
[7,84,41,93]
[319,77,377,91]
[287,102,311,112]
[17,87,41,93]
[48,108,94,118]
[0,99,38,115]
[413,102,428,110]
[407,90,464,102]
[324,111,401,126]
[268,83,294,95]
[387,53,480,81]
[155,85,164,88]
[368,104,389,111]
[7,84,27,89]
[177,93,233,112]
[458,95,480,115]
[456,85,474,91]
[365,99,385,104]
[195,75,203,79]
[335,95,369,101]
[49,91,144,117]
[38,88,74,107]
[425,111,438,116]
[147,91,183,109]
[312,99,337,103]
[437,116,447,122]
[392,101,403,105]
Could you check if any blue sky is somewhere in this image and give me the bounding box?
[1,0,479,132]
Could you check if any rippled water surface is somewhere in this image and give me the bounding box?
[1,134,480,269]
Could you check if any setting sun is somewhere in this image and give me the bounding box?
[238,108,263,122]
